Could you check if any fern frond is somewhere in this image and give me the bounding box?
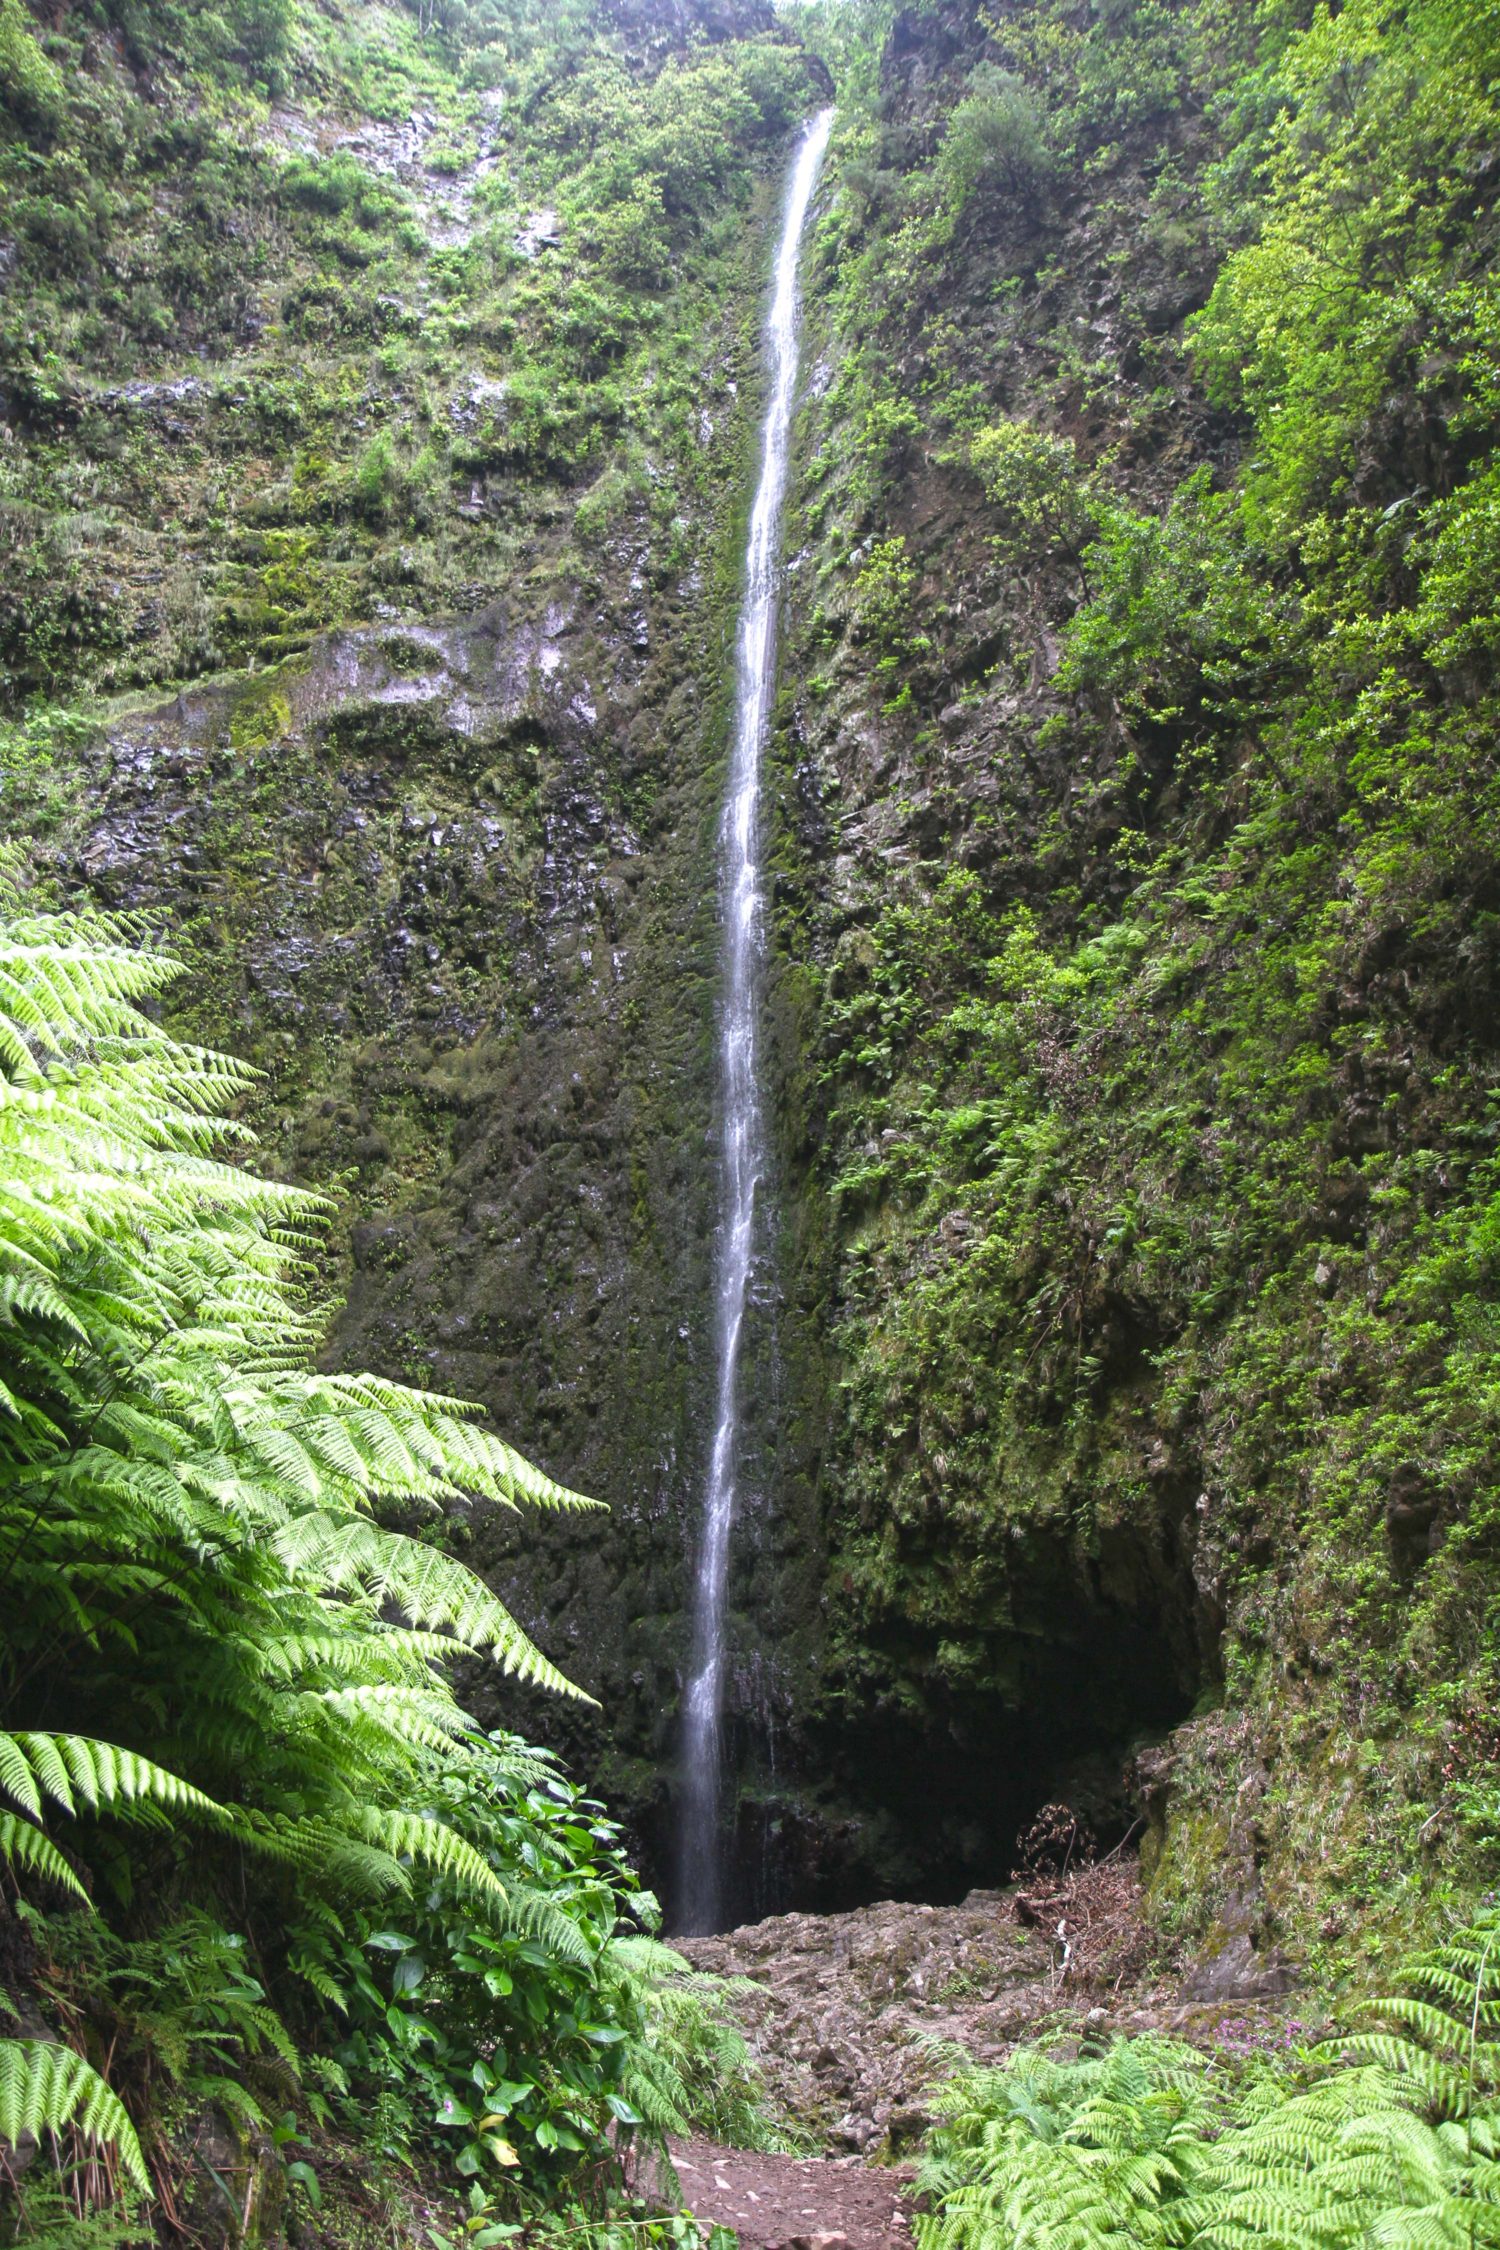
[609,1935,695,1979]
[491,1878,594,1966]
[0,2040,148,2190]
[1364,1996,1479,2051]
[0,1732,227,1825]
[353,1807,507,1901]
[273,1516,588,1697]
[1320,2036,1469,2117]
[0,1811,88,1900]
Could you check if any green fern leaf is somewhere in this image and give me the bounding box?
[0,2040,148,2190]
[0,1733,227,1826]
[0,1812,88,1901]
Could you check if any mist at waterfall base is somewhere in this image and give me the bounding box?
[674,108,835,1939]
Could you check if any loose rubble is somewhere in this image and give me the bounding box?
[679,1863,1297,2155]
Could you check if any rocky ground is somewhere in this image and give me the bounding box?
[681,1887,1061,2158]
[678,1858,1301,2157]
[667,1864,1307,2246]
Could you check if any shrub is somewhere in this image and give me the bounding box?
[852,534,921,670]
[936,67,1052,211]
[969,419,1098,577]
[1057,468,1270,725]
[0,0,65,134]
[278,152,404,231]
[285,1733,764,2188]
[352,429,401,521]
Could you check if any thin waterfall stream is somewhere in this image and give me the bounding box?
[678,107,835,1937]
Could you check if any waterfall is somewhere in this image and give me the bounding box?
[678,106,835,1937]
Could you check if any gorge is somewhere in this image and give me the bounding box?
[2,0,1500,2239]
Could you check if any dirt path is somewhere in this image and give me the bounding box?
[673,2139,915,2250]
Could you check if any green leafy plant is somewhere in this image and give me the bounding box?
[0,875,784,2221]
[0,871,599,2208]
[917,1912,1500,2249]
[282,1734,788,2192]
[935,66,1052,210]
[968,420,1099,583]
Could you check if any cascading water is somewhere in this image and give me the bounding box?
[678,106,835,1937]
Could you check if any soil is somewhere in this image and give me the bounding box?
[671,2139,916,2250]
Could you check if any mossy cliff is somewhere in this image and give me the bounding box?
[765,0,1500,1981]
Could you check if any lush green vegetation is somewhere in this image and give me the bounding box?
[8,0,1500,2229]
[779,0,1500,1943]
[0,874,778,2235]
[0,0,802,2156]
[0,0,831,1944]
[918,1911,1500,2248]
[0,0,813,700]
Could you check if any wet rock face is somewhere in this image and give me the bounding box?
[882,2,984,107]
[746,0,1241,1910]
[38,151,845,1900]
[51,545,750,1855]
[5,0,1279,1929]
[10,0,838,1909]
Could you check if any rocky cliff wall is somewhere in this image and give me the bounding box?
[8,0,1500,1973]
[762,0,1500,1981]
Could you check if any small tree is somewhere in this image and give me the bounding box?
[936,66,1052,212]
[970,418,1099,583]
